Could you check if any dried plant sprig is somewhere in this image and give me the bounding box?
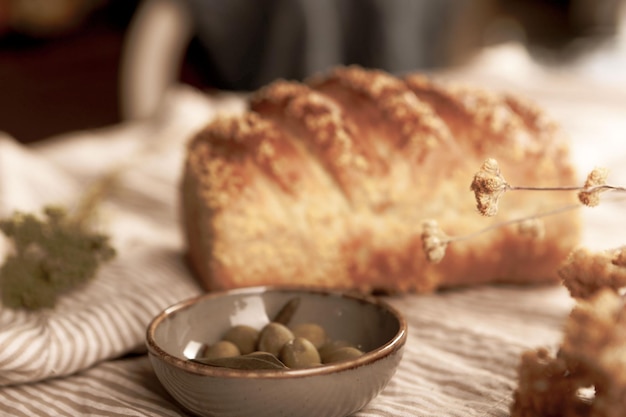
[511,347,591,417]
[0,171,122,310]
[421,220,449,263]
[0,131,174,311]
[576,167,626,207]
[517,218,545,240]
[558,247,626,300]
[0,206,116,310]
[421,204,578,263]
[578,167,609,207]
[511,289,626,417]
[614,248,626,268]
[72,172,119,227]
[469,158,509,216]
[425,158,625,265]
[467,158,626,414]
[470,159,625,216]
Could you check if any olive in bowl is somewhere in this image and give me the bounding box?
[146,286,407,417]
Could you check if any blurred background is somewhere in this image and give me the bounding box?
[0,0,624,144]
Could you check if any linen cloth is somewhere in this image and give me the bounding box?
[0,43,625,416]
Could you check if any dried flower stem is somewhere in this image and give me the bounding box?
[449,203,580,244]
[422,204,580,262]
[471,161,625,216]
[424,159,626,264]
[72,172,119,227]
[508,184,625,193]
[507,185,581,191]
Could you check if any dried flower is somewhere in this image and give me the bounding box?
[613,247,626,267]
[558,247,626,300]
[578,167,609,207]
[428,158,624,267]
[470,161,624,217]
[470,158,509,216]
[421,220,448,263]
[510,347,589,417]
[0,206,116,310]
[467,159,626,416]
[511,289,626,417]
[517,218,545,240]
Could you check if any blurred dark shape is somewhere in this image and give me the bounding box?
[183,0,624,90]
[0,0,103,38]
[182,0,486,90]
[0,1,140,143]
[497,0,623,50]
[0,0,623,143]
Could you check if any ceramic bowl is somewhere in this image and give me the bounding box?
[146,286,407,417]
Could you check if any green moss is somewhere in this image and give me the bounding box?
[0,206,115,310]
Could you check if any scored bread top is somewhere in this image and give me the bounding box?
[182,66,580,293]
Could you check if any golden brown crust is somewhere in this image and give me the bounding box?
[251,80,372,206]
[181,65,581,293]
[312,67,452,164]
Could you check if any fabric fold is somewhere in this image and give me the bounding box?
[0,86,216,386]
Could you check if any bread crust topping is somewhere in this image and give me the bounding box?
[182,66,580,293]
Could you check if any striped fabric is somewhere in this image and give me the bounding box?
[0,87,216,389]
[0,246,200,386]
[1,286,573,417]
[1,48,626,415]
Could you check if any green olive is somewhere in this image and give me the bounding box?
[322,346,364,364]
[196,310,368,370]
[222,325,259,355]
[257,322,294,356]
[201,340,241,360]
[290,323,327,350]
[279,337,321,369]
[318,340,353,363]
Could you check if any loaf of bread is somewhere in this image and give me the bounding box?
[181,66,580,293]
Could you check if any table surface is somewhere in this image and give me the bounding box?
[0,42,625,416]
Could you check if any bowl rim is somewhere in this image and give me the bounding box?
[146,285,407,379]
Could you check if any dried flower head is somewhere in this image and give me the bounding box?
[613,247,626,268]
[517,218,545,240]
[510,347,590,417]
[558,247,626,300]
[470,158,509,216]
[0,206,116,310]
[578,167,609,207]
[511,289,626,417]
[421,220,448,263]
